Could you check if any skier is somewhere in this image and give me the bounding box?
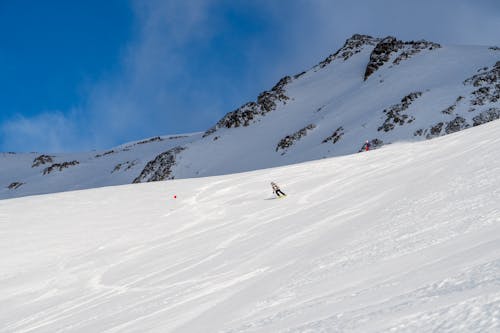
[271,182,286,198]
[359,140,370,152]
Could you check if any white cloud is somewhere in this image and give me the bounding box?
[0,111,81,153]
[3,0,498,153]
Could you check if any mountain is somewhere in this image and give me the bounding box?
[1,34,499,200]
[2,118,500,332]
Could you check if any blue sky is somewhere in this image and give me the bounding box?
[1,0,499,152]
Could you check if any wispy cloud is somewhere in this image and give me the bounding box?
[2,0,499,153]
[0,111,80,153]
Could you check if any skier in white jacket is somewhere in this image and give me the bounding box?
[271,182,286,197]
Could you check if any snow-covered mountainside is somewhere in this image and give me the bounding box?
[2,34,499,199]
[2,119,500,332]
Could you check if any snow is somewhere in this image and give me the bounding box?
[2,39,499,200]
[1,120,499,332]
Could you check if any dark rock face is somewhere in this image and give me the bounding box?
[365,37,404,80]
[276,124,316,153]
[318,34,380,68]
[414,129,424,137]
[473,108,500,126]
[133,147,185,183]
[42,161,79,175]
[137,136,163,145]
[7,182,24,190]
[442,96,465,115]
[426,122,444,139]
[464,61,500,106]
[392,40,441,65]
[416,117,471,139]
[445,116,470,134]
[322,126,344,144]
[203,76,292,137]
[95,150,116,158]
[32,155,54,168]
[112,160,138,173]
[364,37,440,80]
[378,92,422,132]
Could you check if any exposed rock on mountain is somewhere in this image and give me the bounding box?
[137,136,163,145]
[378,92,422,132]
[364,37,440,80]
[276,124,316,153]
[2,34,499,200]
[473,108,500,126]
[42,161,79,175]
[203,76,292,136]
[445,116,470,134]
[465,61,500,106]
[95,150,116,158]
[364,37,404,80]
[7,182,24,190]
[442,96,465,115]
[133,147,185,183]
[32,155,54,168]
[112,160,138,174]
[322,127,344,144]
[318,34,380,68]
[426,123,445,139]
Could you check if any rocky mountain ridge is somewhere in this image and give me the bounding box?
[1,34,499,199]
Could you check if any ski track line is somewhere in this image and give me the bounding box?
[222,245,500,333]
[100,268,271,333]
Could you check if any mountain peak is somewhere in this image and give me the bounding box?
[1,37,499,199]
[317,33,380,69]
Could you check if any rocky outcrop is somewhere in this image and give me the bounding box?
[7,182,24,190]
[365,37,404,80]
[137,136,163,145]
[442,96,465,114]
[445,116,470,134]
[464,62,500,106]
[364,37,440,80]
[112,160,138,173]
[318,34,380,68]
[95,150,116,158]
[42,161,79,175]
[378,92,422,132]
[276,124,316,153]
[203,76,292,137]
[392,40,441,65]
[133,147,185,183]
[415,117,471,139]
[472,108,500,126]
[322,127,344,144]
[426,122,444,139]
[32,155,54,167]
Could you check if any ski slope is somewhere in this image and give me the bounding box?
[1,121,500,332]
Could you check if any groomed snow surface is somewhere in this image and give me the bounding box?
[1,121,500,332]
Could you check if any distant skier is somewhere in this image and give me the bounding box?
[271,182,286,198]
[359,140,370,152]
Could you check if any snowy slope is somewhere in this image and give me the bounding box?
[0,134,201,200]
[2,34,499,200]
[1,119,499,332]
